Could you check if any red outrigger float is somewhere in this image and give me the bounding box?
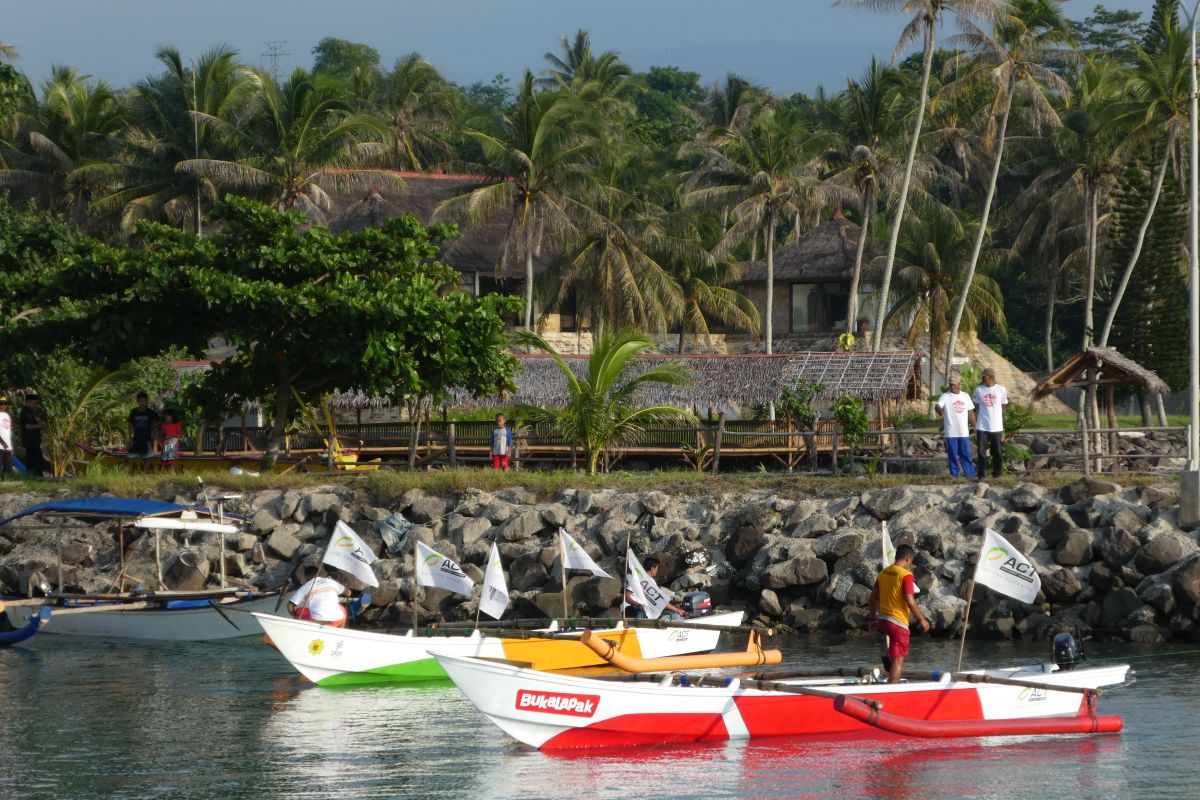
[433,651,1131,750]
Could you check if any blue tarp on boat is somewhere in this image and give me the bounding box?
[0,498,245,526]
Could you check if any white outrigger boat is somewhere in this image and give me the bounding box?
[1,497,285,642]
[254,610,747,686]
[433,641,1132,750]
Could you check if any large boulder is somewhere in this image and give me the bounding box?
[1171,555,1200,605]
[509,552,549,592]
[500,510,545,542]
[1054,529,1092,567]
[1041,568,1082,603]
[791,513,838,539]
[448,515,493,551]
[761,555,828,590]
[726,526,768,568]
[641,491,671,516]
[1096,527,1140,570]
[540,504,570,528]
[1100,587,1144,627]
[1004,484,1045,513]
[406,496,447,525]
[759,588,784,618]
[265,526,301,560]
[1135,535,1187,575]
[862,487,915,520]
[576,575,623,614]
[812,530,864,561]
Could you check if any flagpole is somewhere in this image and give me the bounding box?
[559,528,570,621]
[473,537,489,632]
[621,531,632,620]
[955,549,982,672]
[412,533,420,632]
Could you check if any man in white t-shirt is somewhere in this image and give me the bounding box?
[287,565,350,627]
[973,367,1009,479]
[934,374,976,479]
[0,397,13,479]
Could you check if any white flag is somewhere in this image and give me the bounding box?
[881,522,918,594]
[560,529,610,578]
[974,528,1041,604]
[881,521,896,569]
[478,542,509,620]
[323,520,379,588]
[415,540,476,597]
[626,549,669,620]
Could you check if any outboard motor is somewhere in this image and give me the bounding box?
[1051,632,1085,670]
[681,592,713,617]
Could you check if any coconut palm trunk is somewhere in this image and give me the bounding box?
[524,220,535,330]
[1098,132,1175,347]
[765,209,776,355]
[846,183,874,335]
[1043,270,1057,372]
[943,82,1014,378]
[875,20,936,351]
[1082,184,1098,348]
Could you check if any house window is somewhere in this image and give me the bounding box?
[790,283,850,333]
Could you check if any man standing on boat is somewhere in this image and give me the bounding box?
[287,565,351,627]
[935,374,976,479]
[869,544,930,683]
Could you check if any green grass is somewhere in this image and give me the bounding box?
[0,464,1173,505]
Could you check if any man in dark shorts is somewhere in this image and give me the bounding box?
[868,544,930,683]
[127,392,159,471]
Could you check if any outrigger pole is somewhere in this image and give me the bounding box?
[955,548,982,671]
[412,532,420,631]
[559,529,569,621]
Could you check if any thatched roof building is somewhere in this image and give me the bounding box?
[1030,347,1170,401]
[740,213,878,283]
[445,351,921,410]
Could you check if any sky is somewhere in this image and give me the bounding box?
[4,1,1161,96]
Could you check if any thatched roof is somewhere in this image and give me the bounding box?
[448,351,920,409]
[1030,346,1170,400]
[740,214,878,283]
[327,171,541,280]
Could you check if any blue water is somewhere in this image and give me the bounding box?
[1,632,1195,799]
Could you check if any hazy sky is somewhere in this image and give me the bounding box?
[5,1,1160,95]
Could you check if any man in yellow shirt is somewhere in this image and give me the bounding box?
[869,544,930,683]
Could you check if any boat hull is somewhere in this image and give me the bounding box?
[5,594,283,641]
[433,652,1131,750]
[254,610,745,686]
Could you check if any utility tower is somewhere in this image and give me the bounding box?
[261,41,290,82]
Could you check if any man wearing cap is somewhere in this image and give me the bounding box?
[20,393,45,478]
[0,397,13,478]
[934,373,976,479]
[973,367,1009,479]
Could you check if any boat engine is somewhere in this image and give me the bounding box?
[681,592,713,617]
[1051,632,1085,670]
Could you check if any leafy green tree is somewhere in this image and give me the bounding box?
[0,196,521,466]
[311,38,382,79]
[375,53,458,170]
[1070,5,1146,64]
[515,328,694,474]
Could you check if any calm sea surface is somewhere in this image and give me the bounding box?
[1,629,1196,800]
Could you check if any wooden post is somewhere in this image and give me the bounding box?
[832,430,841,476]
[1156,393,1169,427]
[154,530,165,590]
[447,423,457,469]
[712,412,726,474]
[1106,384,1118,473]
[1080,400,1091,477]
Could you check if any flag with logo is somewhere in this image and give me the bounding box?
[322,520,379,588]
[560,529,610,578]
[478,542,510,620]
[881,521,896,569]
[974,528,1041,604]
[415,540,476,597]
[626,549,669,620]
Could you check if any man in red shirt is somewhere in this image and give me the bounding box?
[869,544,931,683]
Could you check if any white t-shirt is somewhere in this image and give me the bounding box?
[973,383,1009,433]
[935,391,974,438]
[0,411,11,450]
[288,576,347,622]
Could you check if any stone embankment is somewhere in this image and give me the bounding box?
[1,478,1197,643]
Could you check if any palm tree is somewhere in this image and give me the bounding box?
[1011,58,1128,369]
[1097,14,1191,347]
[375,53,458,170]
[885,202,1006,396]
[542,29,644,111]
[671,250,761,353]
[942,0,1072,378]
[838,0,1011,351]
[514,328,694,474]
[92,45,243,232]
[177,67,393,220]
[0,66,129,224]
[687,105,832,356]
[439,72,597,330]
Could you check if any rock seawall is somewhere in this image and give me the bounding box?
[1,478,1197,643]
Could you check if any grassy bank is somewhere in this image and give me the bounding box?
[0,465,1174,505]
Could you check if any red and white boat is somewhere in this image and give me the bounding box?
[433,652,1132,750]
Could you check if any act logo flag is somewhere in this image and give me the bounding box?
[881,521,896,569]
[974,528,1041,604]
[560,529,610,578]
[478,542,510,620]
[415,540,476,597]
[626,549,669,620]
[322,520,379,588]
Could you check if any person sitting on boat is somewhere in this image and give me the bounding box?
[868,544,930,684]
[624,557,687,620]
[287,565,351,627]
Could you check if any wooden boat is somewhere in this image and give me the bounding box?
[0,605,50,645]
[4,590,283,641]
[432,652,1132,750]
[252,610,747,686]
